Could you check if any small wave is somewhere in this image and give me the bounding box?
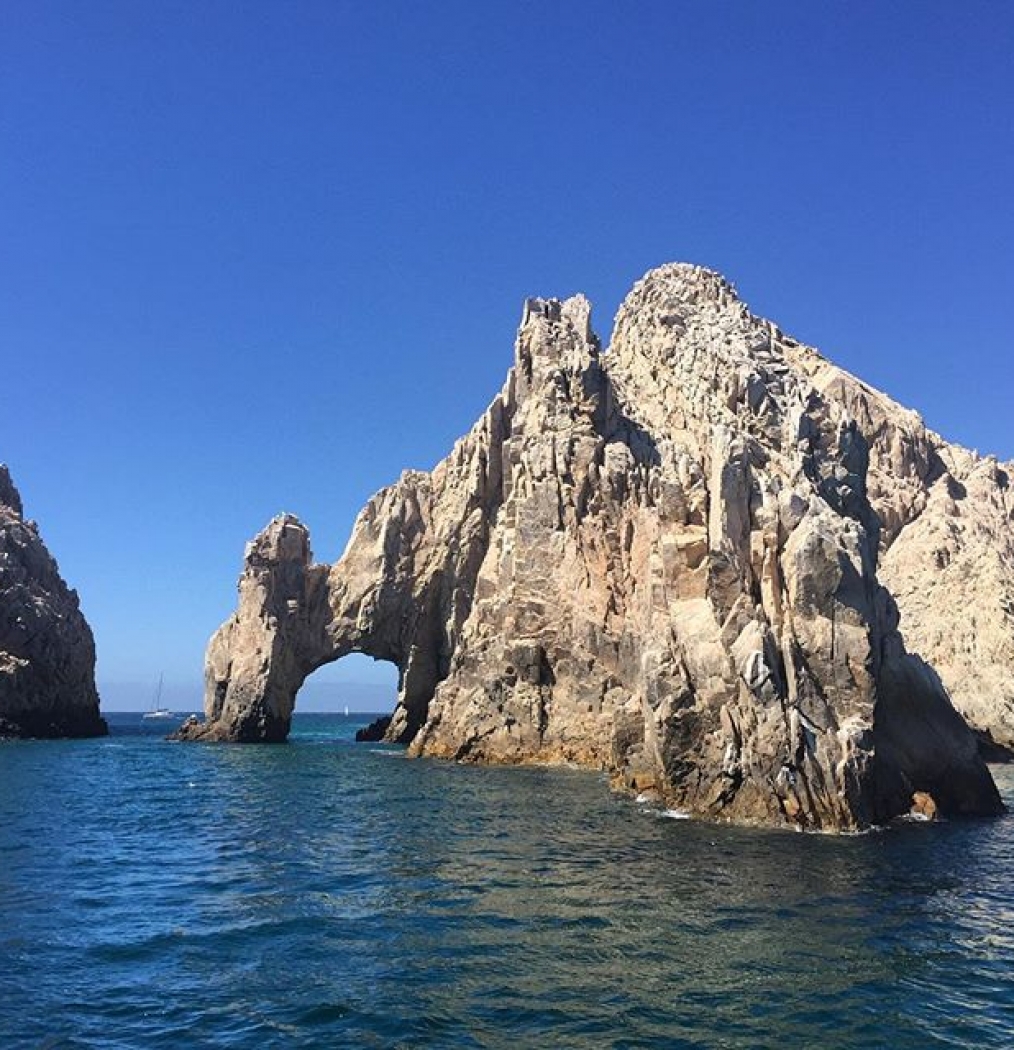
[662,808,691,820]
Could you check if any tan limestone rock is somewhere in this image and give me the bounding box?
[910,791,939,821]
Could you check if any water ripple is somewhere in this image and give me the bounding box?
[2,715,1014,1048]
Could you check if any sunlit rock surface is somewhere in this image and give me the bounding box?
[178,265,1007,830]
[0,464,106,739]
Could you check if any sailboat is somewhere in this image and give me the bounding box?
[142,673,173,720]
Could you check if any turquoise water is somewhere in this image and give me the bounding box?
[2,713,1013,1049]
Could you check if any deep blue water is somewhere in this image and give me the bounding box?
[2,713,1014,1049]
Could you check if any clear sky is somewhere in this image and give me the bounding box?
[1,1,1012,710]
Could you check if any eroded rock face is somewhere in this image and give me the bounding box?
[779,339,1014,751]
[180,266,1005,830]
[0,464,106,739]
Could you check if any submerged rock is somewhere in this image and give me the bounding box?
[355,715,392,743]
[0,464,106,739]
[179,265,1005,830]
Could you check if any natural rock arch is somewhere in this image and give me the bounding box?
[178,266,1007,832]
[183,294,651,748]
[192,501,458,744]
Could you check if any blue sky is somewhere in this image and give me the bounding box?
[1,2,1012,710]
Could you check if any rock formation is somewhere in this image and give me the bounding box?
[773,337,1014,753]
[0,464,106,738]
[178,264,1007,830]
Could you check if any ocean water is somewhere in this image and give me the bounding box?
[2,713,1013,1049]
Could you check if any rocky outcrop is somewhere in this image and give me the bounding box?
[0,464,106,739]
[355,715,392,743]
[179,265,1005,830]
[779,344,1014,752]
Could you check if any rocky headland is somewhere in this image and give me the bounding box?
[0,464,106,739]
[177,264,1010,830]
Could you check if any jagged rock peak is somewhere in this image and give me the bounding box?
[181,263,1008,831]
[621,261,742,310]
[521,292,595,338]
[0,464,24,518]
[246,513,312,565]
[0,462,106,739]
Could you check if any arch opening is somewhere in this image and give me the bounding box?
[295,654,399,719]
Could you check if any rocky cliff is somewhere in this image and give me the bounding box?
[0,464,106,738]
[178,264,1007,830]
[802,363,1014,752]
